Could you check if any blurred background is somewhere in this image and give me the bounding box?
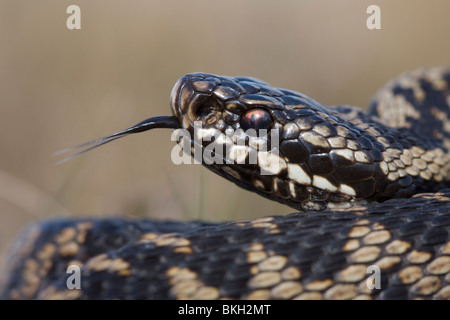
[1,0,450,265]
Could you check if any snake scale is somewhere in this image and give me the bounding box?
[1,67,450,300]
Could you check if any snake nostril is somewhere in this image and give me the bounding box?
[195,104,212,119]
[240,108,273,132]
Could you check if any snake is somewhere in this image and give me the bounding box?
[1,67,450,300]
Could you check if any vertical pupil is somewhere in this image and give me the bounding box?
[240,108,272,131]
[249,113,258,127]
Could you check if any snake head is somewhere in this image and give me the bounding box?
[168,73,380,210]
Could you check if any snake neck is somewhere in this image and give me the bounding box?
[369,67,450,150]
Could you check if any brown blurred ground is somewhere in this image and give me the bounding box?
[1,0,450,267]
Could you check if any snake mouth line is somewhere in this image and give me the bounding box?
[171,125,285,172]
[172,129,258,167]
[54,115,180,164]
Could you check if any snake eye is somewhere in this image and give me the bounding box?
[240,108,273,132]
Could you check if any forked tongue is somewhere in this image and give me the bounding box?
[54,115,180,164]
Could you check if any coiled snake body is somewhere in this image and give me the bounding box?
[1,67,450,300]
